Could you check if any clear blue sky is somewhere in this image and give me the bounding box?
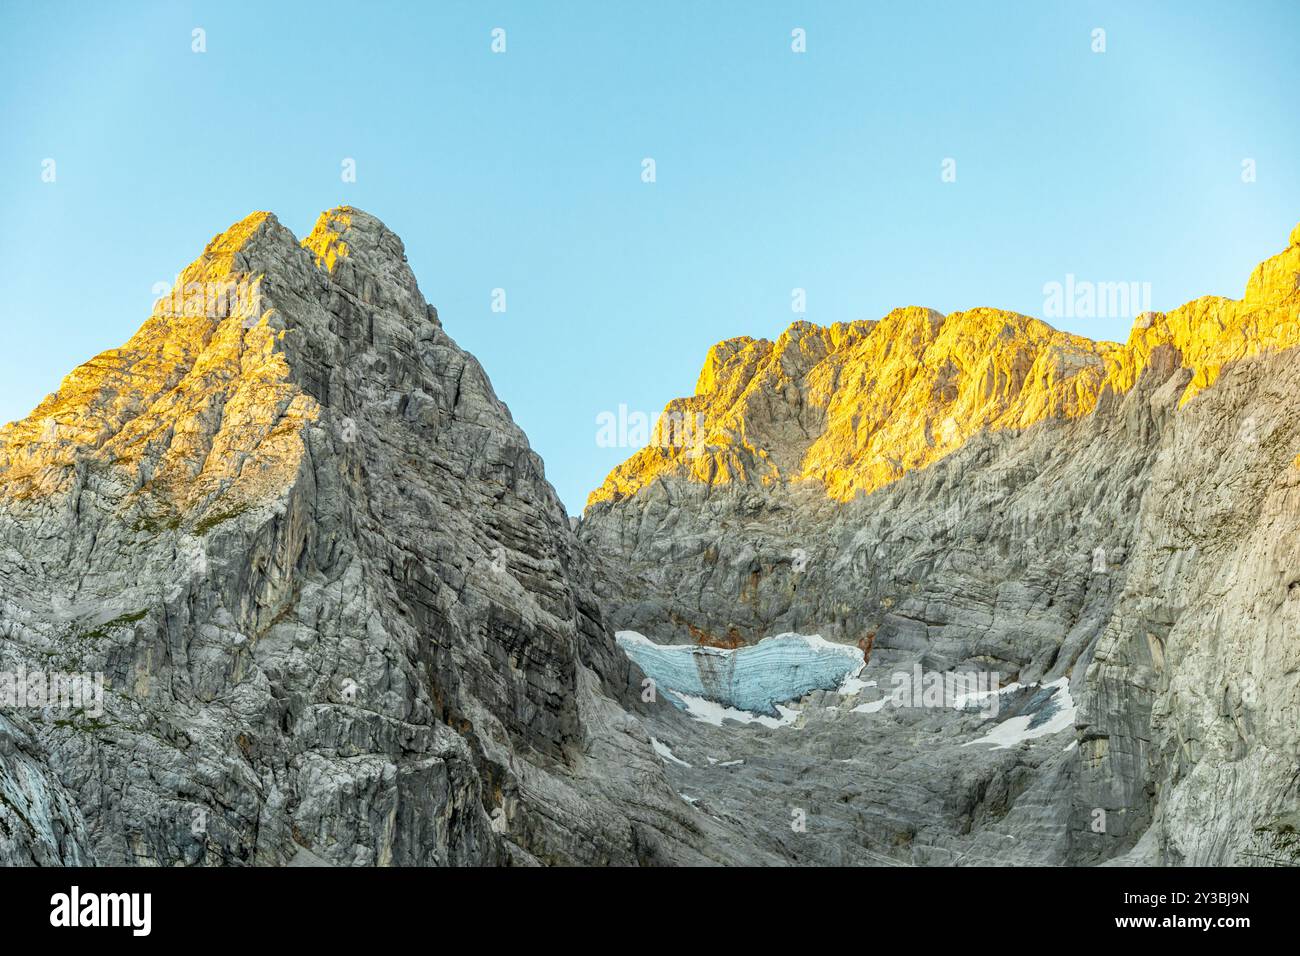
[2,1,1297,514]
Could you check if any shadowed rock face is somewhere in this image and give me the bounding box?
[0,207,769,866]
[582,223,1300,866]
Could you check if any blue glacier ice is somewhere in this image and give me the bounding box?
[616,631,864,720]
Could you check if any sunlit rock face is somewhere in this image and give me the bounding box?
[587,229,1300,508]
[0,208,771,866]
[583,221,1300,866]
[616,631,862,718]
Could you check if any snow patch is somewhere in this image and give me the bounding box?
[852,697,890,714]
[963,678,1076,750]
[838,676,871,695]
[673,691,803,729]
[649,736,691,767]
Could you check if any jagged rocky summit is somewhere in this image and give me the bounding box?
[0,207,768,866]
[589,225,1300,508]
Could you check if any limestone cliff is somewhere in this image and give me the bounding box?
[582,223,1300,866]
[589,227,1299,506]
[0,208,765,866]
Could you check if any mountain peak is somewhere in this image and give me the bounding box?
[587,219,1300,509]
[301,205,393,272]
[189,210,300,280]
[0,206,714,868]
[300,206,428,321]
[0,205,443,529]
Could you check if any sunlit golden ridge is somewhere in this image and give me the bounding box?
[587,222,1300,508]
[0,207,364,530]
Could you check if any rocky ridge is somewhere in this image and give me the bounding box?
[589,226,1300,506]
[0,207,769,866]
[581,223,1300,865]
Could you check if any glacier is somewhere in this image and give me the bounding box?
[615,631,864,720]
